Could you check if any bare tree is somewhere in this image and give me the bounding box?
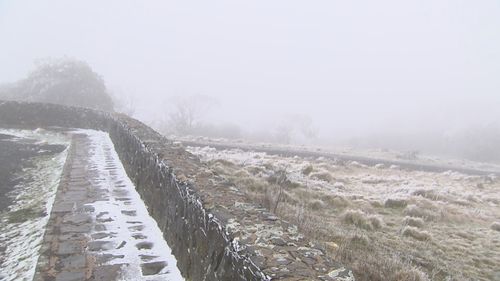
[164,95,217,135]
[271,168,288,214]
[274,114,318,144]
[112,91,136,117]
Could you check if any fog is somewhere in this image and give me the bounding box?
[1,0,499,158]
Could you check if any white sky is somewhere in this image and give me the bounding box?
[0,0,499,139]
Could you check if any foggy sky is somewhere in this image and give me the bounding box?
[1,0,499,140]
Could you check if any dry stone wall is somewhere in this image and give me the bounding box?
[0,100,353,281]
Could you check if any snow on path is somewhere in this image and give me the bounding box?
[83,129,184,280]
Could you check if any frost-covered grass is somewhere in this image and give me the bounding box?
[0,129,69,281]
[187,145,500,281]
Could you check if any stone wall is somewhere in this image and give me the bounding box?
[0,100,353,281]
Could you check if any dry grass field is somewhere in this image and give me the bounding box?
[187,146,500,281]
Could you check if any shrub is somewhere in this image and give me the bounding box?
[7,58,114,111]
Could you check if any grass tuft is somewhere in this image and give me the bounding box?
[341,209,383,230]
[491,222,500,232]
[403,216,425,228]
[402,226,432,241]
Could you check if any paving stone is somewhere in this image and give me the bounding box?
[63,213,91,224]
[95,254,125,264]
[80,205,95,212]
[91,232,112,240]
[141,261,167,276]
[55,271,86,281]
[52,202,75,213]
[58,241,83,255]
[91,264,124,280]
[35,132,184,281]
[58,233,87,241]
[88,241,115,252]
[121,210,136,216]
[61,224,91,234]
[139,254,159,262]
[94,224,107,231]
[128,225,145,232]
[136,241,153,250]
[60,254,86,269]
[132,233,147,240]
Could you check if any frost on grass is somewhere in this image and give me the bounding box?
[384,198,409,208]
[0,129,70,281]
[403,216,425,228]
[341,209,383,230]
[187,145,500,281]
[401,226,432,241]
[491,222,500,232]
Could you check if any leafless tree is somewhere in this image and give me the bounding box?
[274,114,318,144]
[164,94,217,135]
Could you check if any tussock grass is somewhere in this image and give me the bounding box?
[385,198,409,208]
[323,194,350,209]
[403,216,425,228]
[308,199,326,211]
[189,146,500,281]
[402,226,432,241]
[335,233,429,281]
[341,209,383,230]
[301,164,314,175]
[491,222,500,232]
[310,171,334,182]
[393,268,430,281]
[412,188,449,202]
[404,204,438,221]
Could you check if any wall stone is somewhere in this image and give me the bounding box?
[0,100,353,281]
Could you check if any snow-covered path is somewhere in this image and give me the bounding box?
[35,130,184,281]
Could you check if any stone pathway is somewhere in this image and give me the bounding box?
[35,130,183,281]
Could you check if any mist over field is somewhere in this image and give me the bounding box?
[2,2,500,281]
[1,0,499,161]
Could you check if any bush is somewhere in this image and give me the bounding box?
[5,58,114,111]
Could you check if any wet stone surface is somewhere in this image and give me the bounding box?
[35,131,183,281]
